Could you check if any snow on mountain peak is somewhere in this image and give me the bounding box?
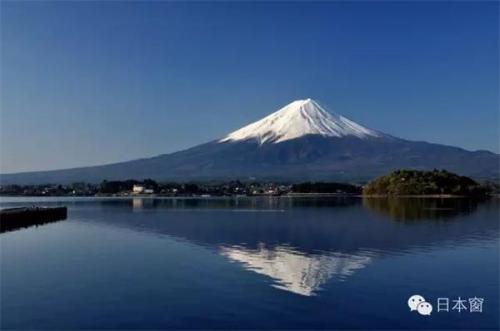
[219,98,381,144]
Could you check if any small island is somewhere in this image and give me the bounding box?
[363,169,493,197]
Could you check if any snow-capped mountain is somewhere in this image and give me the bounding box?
[1,98,499,184]
[220,99,381,144]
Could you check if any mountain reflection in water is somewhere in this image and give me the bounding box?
[220,244,372,296]
[2,196,497,297]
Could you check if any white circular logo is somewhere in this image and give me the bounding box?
[408,294,425,311]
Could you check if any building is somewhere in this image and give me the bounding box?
[133,185,145,194]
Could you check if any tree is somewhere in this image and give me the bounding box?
[363,169,491,196]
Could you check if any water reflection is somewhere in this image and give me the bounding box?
[363,197,483,221]
[128,196,360,210]
[132,197,156,210]
[1,197,498,296]
[221,244,372,296]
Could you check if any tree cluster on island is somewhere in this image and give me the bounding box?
[363,169,495,197]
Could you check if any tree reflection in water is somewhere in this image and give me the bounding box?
[362,197,489,222]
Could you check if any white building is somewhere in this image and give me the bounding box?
[132,185,145,194]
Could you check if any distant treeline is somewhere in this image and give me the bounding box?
[363,169,495,196]
[291,182,361,194]
[84,179,363,196]
[99,179,276,195]
[2,170,498,197]
[0,179,363,196]
[99,179,158,194]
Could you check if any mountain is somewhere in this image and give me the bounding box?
[220,98,382,143]
[1,98,498,184]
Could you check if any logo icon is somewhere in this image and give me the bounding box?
[408,295,425,311]
[408,294,433,316]
[417,301,433,316]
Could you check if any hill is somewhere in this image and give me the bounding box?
[363,169,491,196]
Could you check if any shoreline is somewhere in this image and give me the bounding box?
[361,194,495,198]
[1,194,496,199]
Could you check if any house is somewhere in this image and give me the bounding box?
[133,185,145,194]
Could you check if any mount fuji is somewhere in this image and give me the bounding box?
[1,99,498,184]
[220,99,382,144]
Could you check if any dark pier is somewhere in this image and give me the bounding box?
[0,207,67,233]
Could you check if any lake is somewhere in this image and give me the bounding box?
[1,196,498,330]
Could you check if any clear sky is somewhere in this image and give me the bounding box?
[1,1,498,173]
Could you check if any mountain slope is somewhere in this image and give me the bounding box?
[1,99,498,184]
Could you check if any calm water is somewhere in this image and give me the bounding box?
[1,197,499,330]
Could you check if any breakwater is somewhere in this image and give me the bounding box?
[0,207,67,233]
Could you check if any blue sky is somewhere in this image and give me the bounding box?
[1,1,498,173]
